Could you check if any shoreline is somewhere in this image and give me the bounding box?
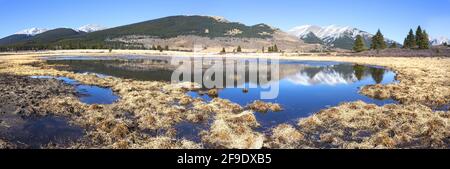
[0,50,449,149]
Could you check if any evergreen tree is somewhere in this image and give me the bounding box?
[157,45,163,52]
[273,44,278,52]
[353,35,366,52]
[370,29,387,50]
[268,46,273,52]
[220,47,226,54]
[262,47,265,53]
[403,38,409,49]
[165,45,169,51]
[443,42,448,46]
[419,30,429,49]
[389,43,398,48]
[237,46,242,52]
[403,29,416,49]
[415,26,423,48]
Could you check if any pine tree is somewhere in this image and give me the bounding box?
[403,38,408,49]
[389,43,398,48]
[165,45,169,51]
[157,45,163,52]
[408,29,416,48]
[237,46,242,52]
[262,47,265,53]
[353,35,366,52]
[403,29,416,49]
[415,26,423,48]
[370,29,387,50]
[220,47,226,54]
[268,46,273,52]
[273,44,278,52]
[419,30,429,49]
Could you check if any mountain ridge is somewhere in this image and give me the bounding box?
[288,25,398,50]
[1,15,318,52]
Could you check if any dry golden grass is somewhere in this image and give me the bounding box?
[0,139,16,149]
[199,98,264,149]
[246,100,283,113]
[266,101,449,149]
[201,111,264,149]
[265,124,304,149]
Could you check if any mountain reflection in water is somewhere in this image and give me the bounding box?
[46,56,396,129]
[46,57,388,87]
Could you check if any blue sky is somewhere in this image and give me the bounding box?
[1,0,449,42]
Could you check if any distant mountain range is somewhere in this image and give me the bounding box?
[430,36,449,46]
[0,15,316,52]
[15,24,106,35]
[3,16,446,52]
[288,25,399,50]
[15,28,49,36]
[0,25,107,46]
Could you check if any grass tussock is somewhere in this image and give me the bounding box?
[199,98,263,149]
[246,100,283,113]
[264,124,304,149]
[266,101,449,149]
[0,139,16,149]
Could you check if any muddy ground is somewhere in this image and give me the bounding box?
[0,52,449,149]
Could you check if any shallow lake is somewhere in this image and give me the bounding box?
[45,55,397,131]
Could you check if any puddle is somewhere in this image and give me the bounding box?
[30,76,119,104]
[433,104,450,111]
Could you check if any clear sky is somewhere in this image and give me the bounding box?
[1,0,449,42]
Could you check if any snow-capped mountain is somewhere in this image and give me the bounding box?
[77,24,107,33]
[430,36,449,46]
[289,25,371,41]
[288,25,398,50]
[13,24,106,37]
[15,28,49,36]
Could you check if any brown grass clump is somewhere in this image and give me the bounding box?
[291,101,450,149]
[360,84,392,100]
[178,96,193,105]
[129,136,202,149]
[0,139,16,149]
[208,98,243,114]
[201,120,264,149]
[246,100,283,113]
[201,110,264,149]
[207,89,219,97]
[265,124,305,149]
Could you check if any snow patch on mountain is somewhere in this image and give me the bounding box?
[430,36,449,46]
[209,16,229,23]
[15,28,49,36]
[289,25,372,42]
[288,25,397,49]
[77,24,107,33]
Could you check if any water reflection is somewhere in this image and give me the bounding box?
[47,58,389,87]
[46,56,396,129]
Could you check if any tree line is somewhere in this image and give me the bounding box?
[353,26,430,52]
